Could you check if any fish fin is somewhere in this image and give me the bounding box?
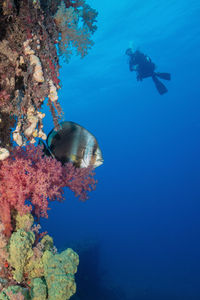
[38,140,50,156]
[69,154,79,163]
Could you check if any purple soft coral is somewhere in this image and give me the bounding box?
[0,145,96,236]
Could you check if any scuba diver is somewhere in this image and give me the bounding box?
[125,48,171,95]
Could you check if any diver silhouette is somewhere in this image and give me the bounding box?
[125,48,171,95]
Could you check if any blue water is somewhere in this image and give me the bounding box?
[41,0,200,299]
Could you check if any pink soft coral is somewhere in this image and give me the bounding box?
[0,145,96,236]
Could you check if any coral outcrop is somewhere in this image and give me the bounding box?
[0,145,96,236]
[0,213,79,299]
[0,0,97,149]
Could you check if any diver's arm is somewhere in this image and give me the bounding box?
[129,53,138,72]
[130,64,138,72]
[129,64,134,72]
[129,58,137,72]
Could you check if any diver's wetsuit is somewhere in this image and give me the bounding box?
[127,49,171,95]
[129,50,155,80]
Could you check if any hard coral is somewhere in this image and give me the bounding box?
[0,286,28,300]
[8,229,35,282]
[0,213,79,299]
[42,248,79,300]
[0,145,96,236]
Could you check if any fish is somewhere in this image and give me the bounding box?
[44,121,103,168]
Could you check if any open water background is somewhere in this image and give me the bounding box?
[41,1,200,298]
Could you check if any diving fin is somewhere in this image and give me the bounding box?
[152,75,168,95]
[155,72,171,80]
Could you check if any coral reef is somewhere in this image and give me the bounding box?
[0,0,98,298]
[0,0,97,148]
[0,145,96,236]
[0,146,96,299]
[0,213,79,300]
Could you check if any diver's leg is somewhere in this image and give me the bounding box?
[155,72,171,80]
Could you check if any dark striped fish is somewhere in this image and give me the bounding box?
[46,121,103,168]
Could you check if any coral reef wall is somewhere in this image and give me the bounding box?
[0,0,97,151]
[0,0,98,298]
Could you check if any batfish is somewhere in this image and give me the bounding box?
[43,121,103,168]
